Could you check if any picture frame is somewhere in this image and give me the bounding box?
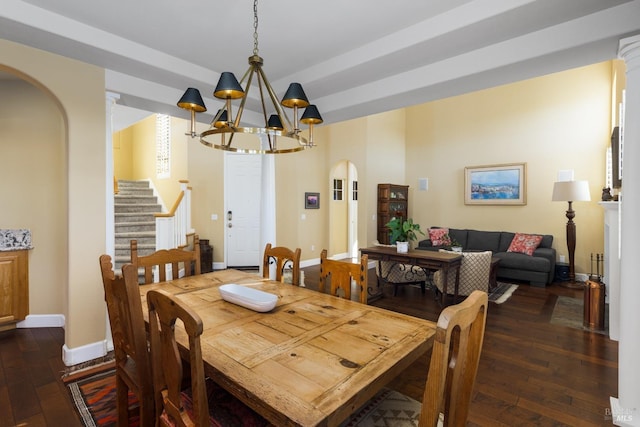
[305,192,320,209]
[464,163,526,205]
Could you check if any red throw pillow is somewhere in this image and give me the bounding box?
[428,228,451,246]
[507,233,543,256]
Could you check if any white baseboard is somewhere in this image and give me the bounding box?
[63,340,109,367]
[16,314,109,366]
[300,258,319,268]
[16,314,65,328]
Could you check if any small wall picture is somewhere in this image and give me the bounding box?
[305,192,320,209]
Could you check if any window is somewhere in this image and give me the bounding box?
[333,179,344,201]
[156,114,171,178]
[352,181,358,201]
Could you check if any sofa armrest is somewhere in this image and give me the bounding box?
[418,239,433,248]
[533,247,556,283]
[416,239,444,252]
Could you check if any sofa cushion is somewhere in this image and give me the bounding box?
[507,233,543,256]
[428,228,450,246]
[495,251,550,272]
[467,230,501,252]
[448,229,468,248]
[499,232,515,252]
[539,234,553,248]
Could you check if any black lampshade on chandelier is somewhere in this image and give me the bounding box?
[177,0,323,154]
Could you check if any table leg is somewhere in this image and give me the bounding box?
[367,261,385,302]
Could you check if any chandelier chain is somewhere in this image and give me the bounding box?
[253,0,259,56]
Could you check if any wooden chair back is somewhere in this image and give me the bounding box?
[420,290,488,426]
[319,249,368,304]
[131,234,201,284]
[262,243,302,285]
[146,288,208,427]
[99,255,155,427]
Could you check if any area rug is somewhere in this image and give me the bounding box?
[67,368,139,427]
[340,387,421,426]
[550,295,609,335]
[489,282,518,304]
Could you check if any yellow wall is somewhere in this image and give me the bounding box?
[1,39,106,353]
[114,115,189,209]
[113,126,133,180]
[0,79,66,316]
[406,62,612,275]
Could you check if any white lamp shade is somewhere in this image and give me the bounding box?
[551,180,591,202]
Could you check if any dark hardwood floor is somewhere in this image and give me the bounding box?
[0,266,617,426]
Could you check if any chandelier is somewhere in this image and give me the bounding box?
[177,0,323,154]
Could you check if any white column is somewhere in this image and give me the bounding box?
[104,91,119,353]
[599,201,619,340]
[612,34,640,426]
[105,92,119,258]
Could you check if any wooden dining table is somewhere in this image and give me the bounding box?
[138,269,436,427]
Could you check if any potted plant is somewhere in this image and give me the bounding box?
[448,236,463,252]
[386,217,424,253]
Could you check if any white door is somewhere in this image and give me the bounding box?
[225,154,262,267]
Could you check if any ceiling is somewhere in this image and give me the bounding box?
[2,0,640,131]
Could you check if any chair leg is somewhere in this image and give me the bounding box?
[139,393,156,427]
[116,375,130,427]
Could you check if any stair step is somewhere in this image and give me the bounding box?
[117,188,154,196]
[118,179,152,188]
[115,213,156,223]
[115,221,156,232]
[115,243,156,258]
[115,203,161,213]
[116,237,155,247]
[115,195,158,204]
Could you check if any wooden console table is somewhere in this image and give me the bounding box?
[360,246,462,306]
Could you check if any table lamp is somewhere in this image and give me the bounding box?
[552,180,591,289]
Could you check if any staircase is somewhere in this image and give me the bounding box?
[114,180,161,271]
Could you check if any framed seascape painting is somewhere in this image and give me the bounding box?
[464,163,527,205]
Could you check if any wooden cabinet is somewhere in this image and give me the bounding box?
[0,250,29,331]
[377,184,409,244]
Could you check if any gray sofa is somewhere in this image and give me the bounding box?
[417,227,555,286]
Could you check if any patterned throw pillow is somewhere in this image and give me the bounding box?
[507,233,543,256]
[428,228,451,246]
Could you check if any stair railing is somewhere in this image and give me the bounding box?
[154,180,192,250]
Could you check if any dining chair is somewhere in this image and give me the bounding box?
[131,234,201,284]
[146,288,269,427]
[99,255,155,427]
[433,250,492,297]
[344,290,488,426]
[262,243,302,285]
[319,249,368,304]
